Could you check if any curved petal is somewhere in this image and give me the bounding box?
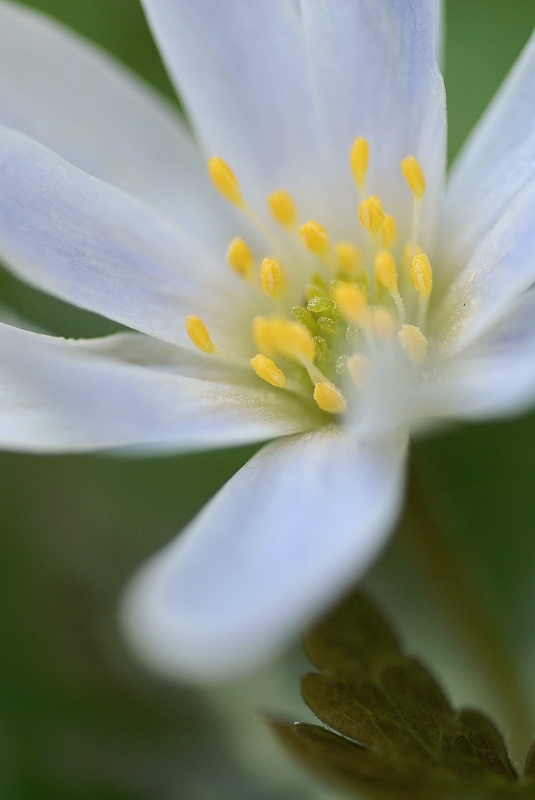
[0,124,258,351]
[0,0,236,252]
[139,0,321,209]
[299,0,446,243]
[122,427,408,680]
[436,177,535,355]
[441,26,535,278]
[0,324,319,452]
[424,289,535,421]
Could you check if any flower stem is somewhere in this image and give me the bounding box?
[403,454,532,765]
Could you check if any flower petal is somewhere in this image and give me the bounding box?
[437,178,535,355]
[441,26,535,277]
[425,289,535,421]
[122,427,408,680]
[299,0,446,243]
[0,0,235,252]
[139,0,320,208]
[0,124,256,350]
[0,324,318,452]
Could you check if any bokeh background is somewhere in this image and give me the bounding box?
[2,1,535,797]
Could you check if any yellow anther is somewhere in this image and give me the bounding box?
[313,381,347,414]
[403,242,422,274]
[260,258,285,297]
[350,137,369,192]
[411,252,433,298]
[252,316,276,356]
[332,283,370,327]
[250,354,286,388]
[270,319,316,363]
[401,155,426,199]
[346,353,370,388]
[267,189,298,228]
[226,236,254,278]
[186,315,217,354]
[372,307,396,342]
[398,324,427,364]
[335,241,362,276]
[381,215,397,248]
[374,250,398,292]
[207,156,243,206]
[358,195,385,234]
[298,220,329,258]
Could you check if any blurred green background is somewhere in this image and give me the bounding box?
[2,1,535,797]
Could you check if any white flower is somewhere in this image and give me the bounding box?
[1,0,535,680]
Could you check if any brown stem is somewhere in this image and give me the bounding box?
[403,454,532,765]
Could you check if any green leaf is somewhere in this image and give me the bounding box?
[266,591,535,800]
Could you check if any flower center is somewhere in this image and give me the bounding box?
[187,139,434,416]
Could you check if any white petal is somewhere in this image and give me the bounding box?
[0,324,318,452]
[139,0,321,208]
[441,26,535,277]
[437,178,535,355]
[0,124,256,350]
[425,289,535,420]
[299,0,446,243]
[122,427,408,680]
[0,0,236,252]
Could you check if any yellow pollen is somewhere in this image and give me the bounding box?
[358,195,385,234]
[252,316,276,356]
[313,381,347,414]
[250,354,286,388]
[381,215,397,248]
[270,318,316,363]
[335,241,361,276]
[411,252,433,298]
[299,220,329,258]
[332,282,370,327]
[207,156,243,206]
[372,307,396,341]
[350,137,369,192]
[374,250,398,292]
[403,242,422,274]
[186,315,217,354]
[267,189,298,228]
[401,155,426,199]
[347,353,370,387]
[260,258,285,297]
[226,236,254,278]
[398,324,427,364]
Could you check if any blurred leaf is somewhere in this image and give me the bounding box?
[267,592,535,800]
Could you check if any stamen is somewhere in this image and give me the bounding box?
[411,252,433,298]
[251,354,286,387]
[313,381,347,414]
[186,315,217,354]
[347,353,370,387]
[335,241,362,276]
[374,251,405,324]
[332,282,370,328]
[401,155,426,198]
[267,189,298,228]
[226,236,254,278]
[358,195,385,235]
[207,157,243,206]
[350,137,369,194]
[372,307,396,342]
[299,220,329,259]
[270,319,316,363]
[403,242,422,275]
[260,258,285,297]
[381,215,397,249]
[252,316,276,356]
[398,324,427,364]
